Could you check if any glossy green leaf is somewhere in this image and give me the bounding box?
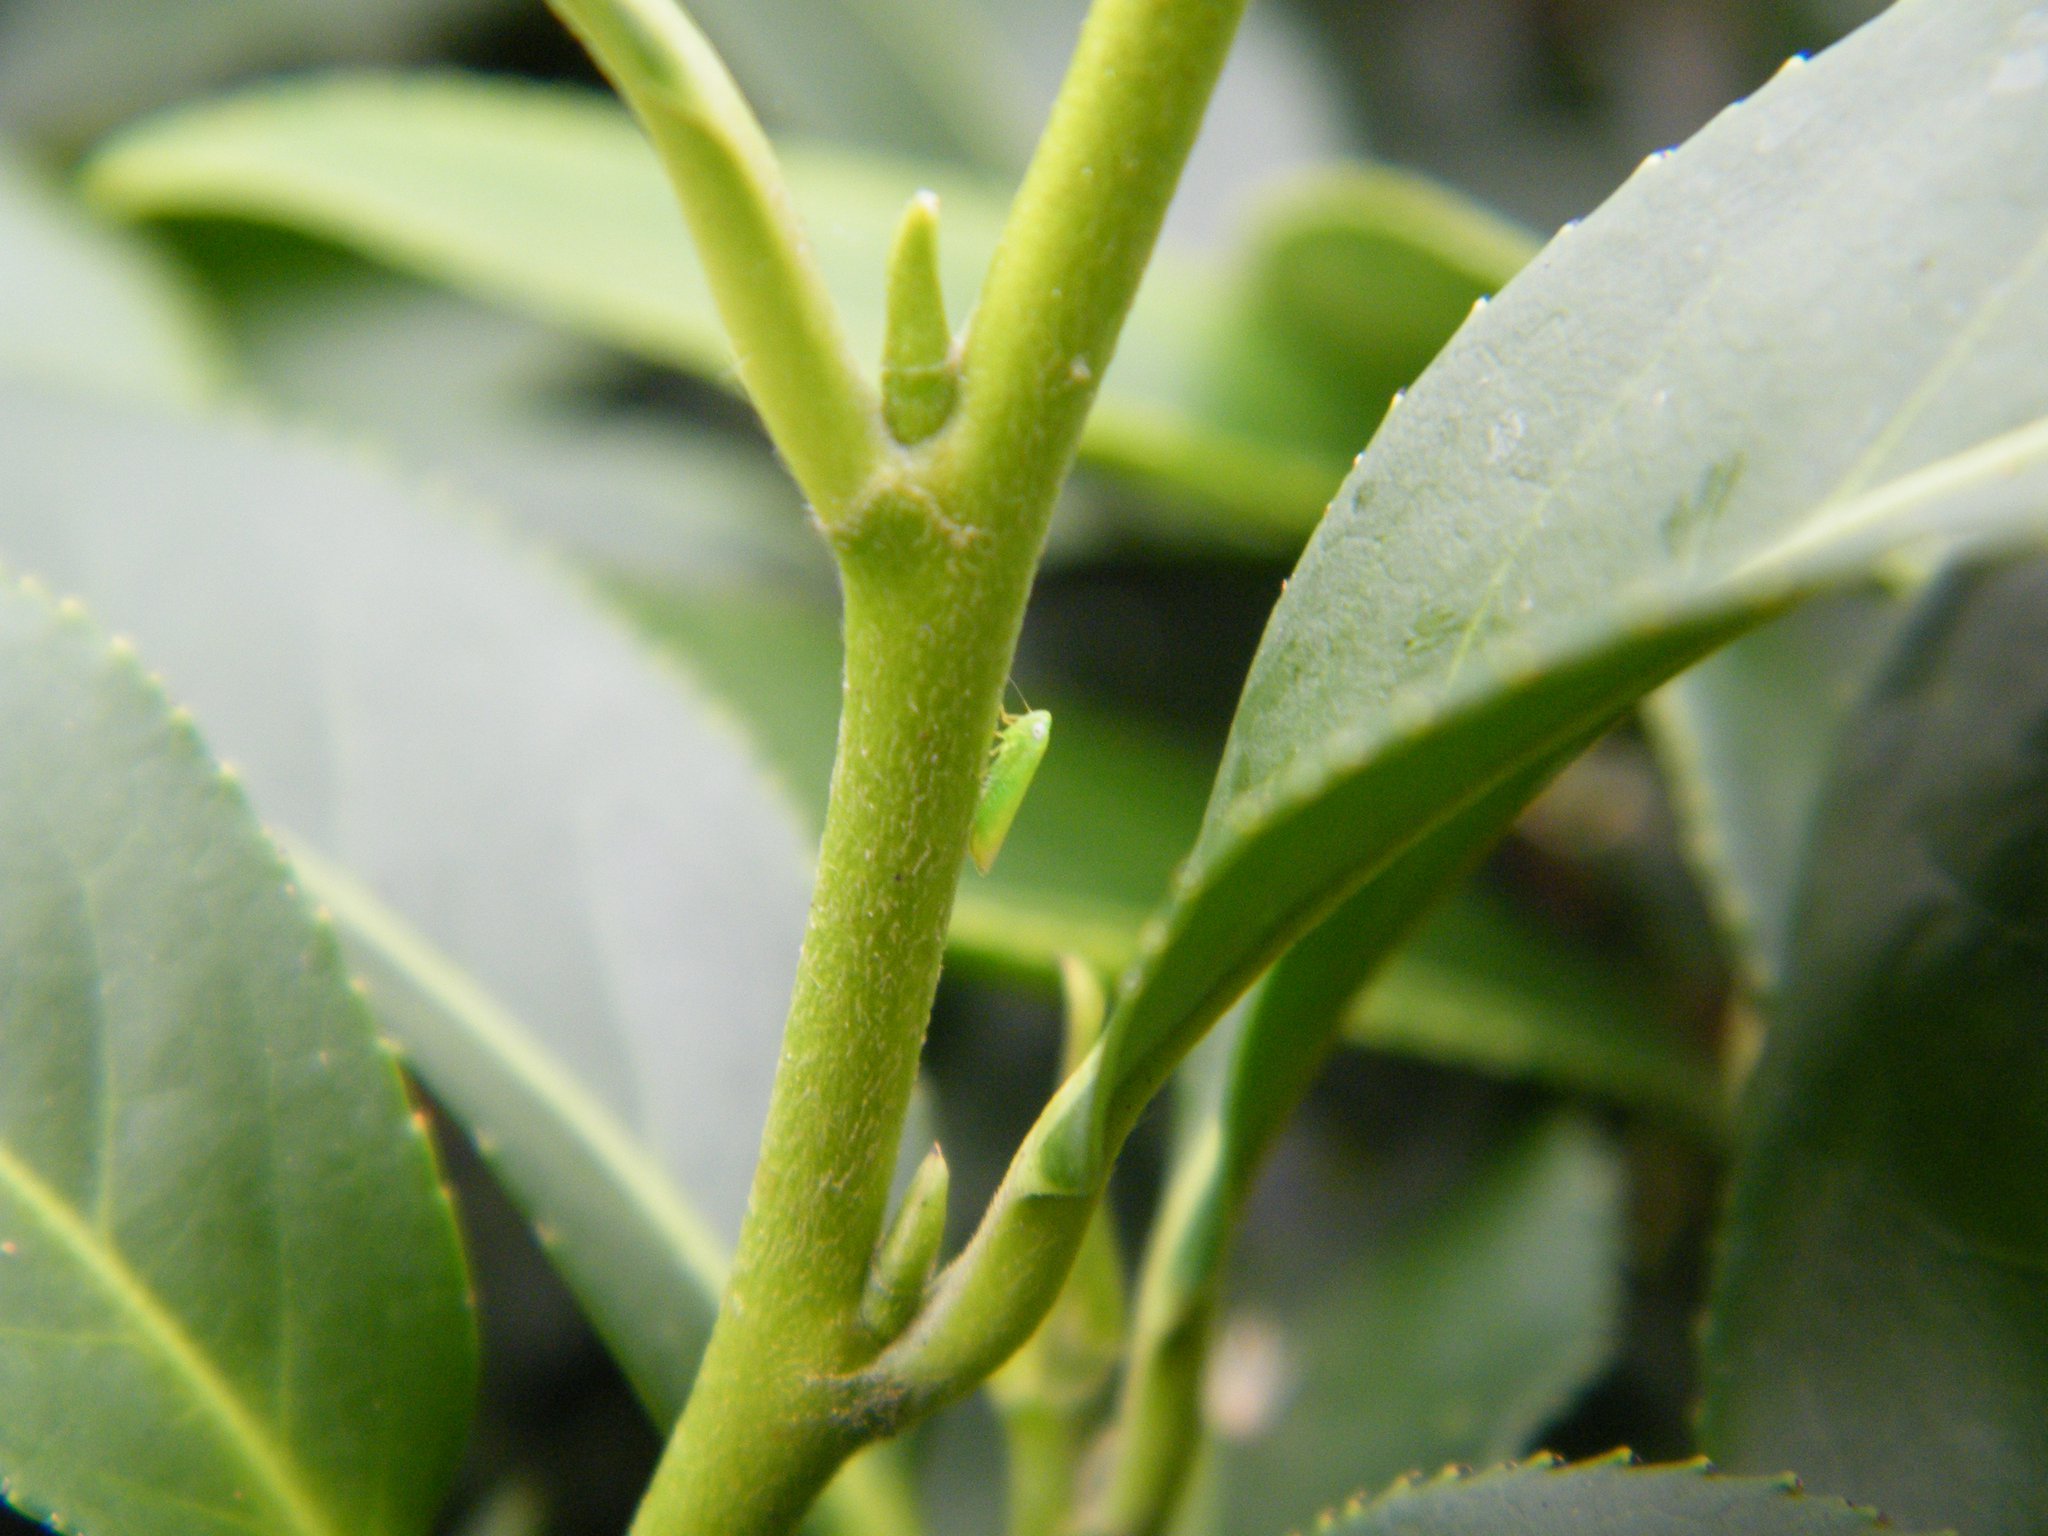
[1085,0,2048,1163]
[1191,743,1601,1248]
[1310,1454,1935,1536]
[1646,590,1913,994]
[0,379,812,1423]
[1701,561,2048,1535]
[1218,1116,1623,1536]
[0,578,475,1536]
[83,74,1512,539]
[0,142,220,400]
[1103,751,1616,1536]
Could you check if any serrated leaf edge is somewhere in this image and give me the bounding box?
[1301,1451,1952,1536]
[0,567,458,1536]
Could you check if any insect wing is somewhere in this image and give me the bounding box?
[970,709,1052,874]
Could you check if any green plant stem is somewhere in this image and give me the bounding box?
[543,0,882,517]
[1000,1401,1087,1536]
[938,0,1252,542]
[988,1197,1124,1534]
[1073,1129,1227,1536]
[986,963,1126,1536]
[628,509,1031,1534]
[601,0,1250,1528]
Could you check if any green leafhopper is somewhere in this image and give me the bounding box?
[970,709,1051,874]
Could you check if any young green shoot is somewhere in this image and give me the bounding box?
[881,193,959,446]
[859,1145,951,1344]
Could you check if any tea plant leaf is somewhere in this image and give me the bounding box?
[0,578,475,1536]
[1307,1454,1936,1536]
[1192,741,1604,1232]
[0,380,811,1418]
[653,563,1714,1133]
[1701,561,2048,1535]
[1645,591,1912,994]
[0,141,220,400]
[265,867,917,1536]
[1218,1116,1623,1536]
[278,840,724,1428]
[83,74,1519,539]
[1100,752,1634,1531]
[1084,0,2048,1160]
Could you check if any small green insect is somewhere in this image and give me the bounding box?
[970,708,1051,875]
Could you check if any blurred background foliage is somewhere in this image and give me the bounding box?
[0,2,1898,1535]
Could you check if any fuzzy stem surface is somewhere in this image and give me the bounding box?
[612,0,1252,1528]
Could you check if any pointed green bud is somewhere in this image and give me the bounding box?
[881,192,959,445]
[861,1143,951,1342]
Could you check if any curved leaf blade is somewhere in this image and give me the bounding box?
[0,379,812,1422]
[1089,0,2048,1155]
[82,74,1515,538]
[0,0,512,145]
[0,579,475,1536]
[1312,1455,1935,1536]
[1701,561,2048,1535]
[1197,743,1602,1219]
[282,840,724,1429]
[1645,591,1913,995]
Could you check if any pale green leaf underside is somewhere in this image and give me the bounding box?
[281,839,724,1429]
[1221,1116,1623,1536]
[0,579,474,1536]
[1701,563,2048,1534]
[81,74,1527,537]
[1314,1456,1932,1536]
[0,379,810,1433]
[1089,0,2048,1150]
[0,141,220,401]
[280,847,919,1536]
[1645,590,1913,995]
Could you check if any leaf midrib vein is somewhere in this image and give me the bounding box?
[0,1137,338,1536]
